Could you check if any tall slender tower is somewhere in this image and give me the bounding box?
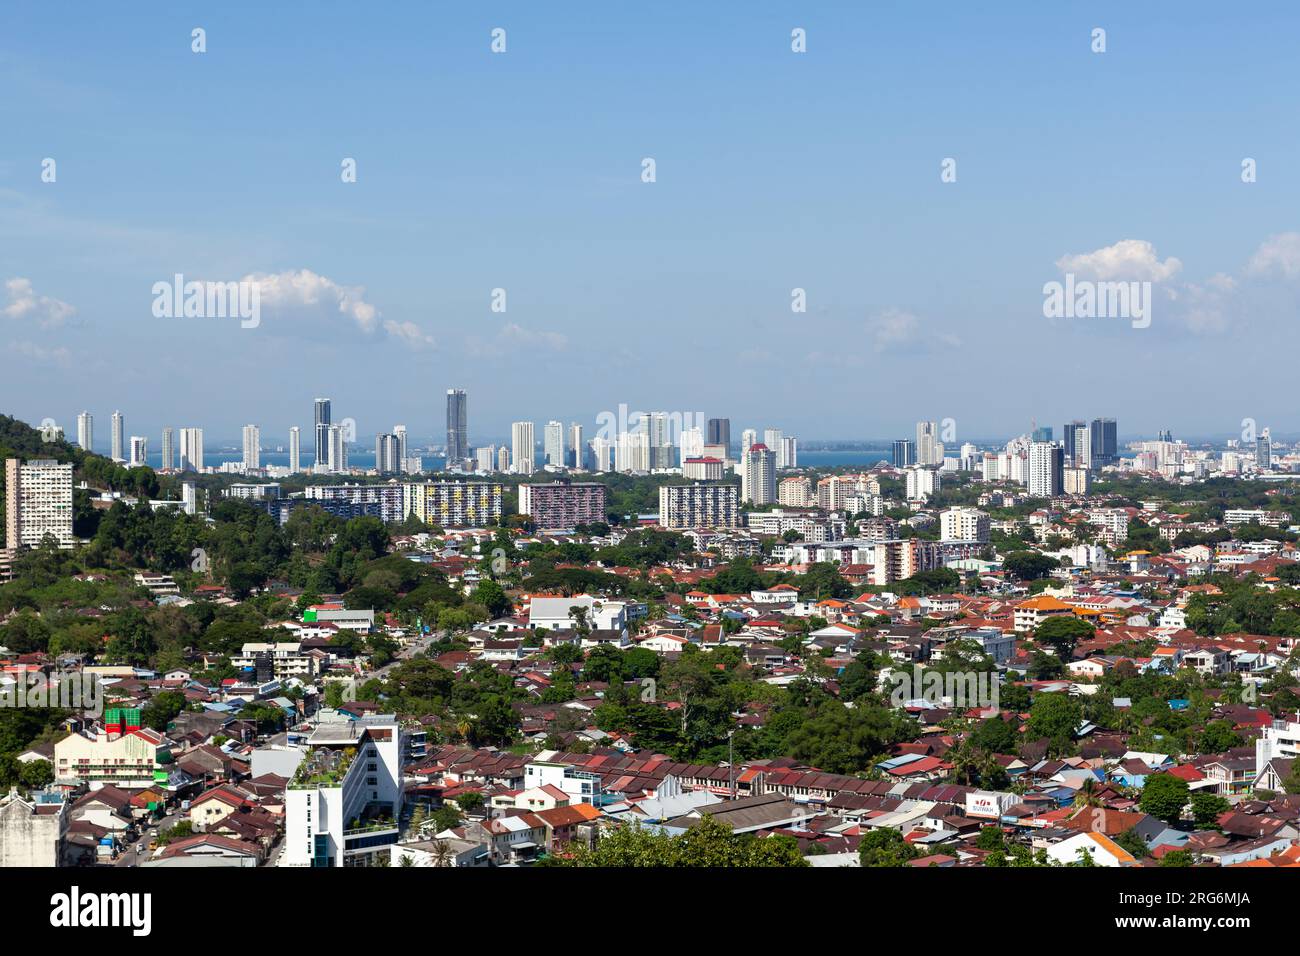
[288,426,301,474]
[76,412,93,452]
[110,410,125,462]
[314,398,332,470]
[242,424,261,471]
[446,389,468,466]
[511,421,535,475]
[160,427,175,471]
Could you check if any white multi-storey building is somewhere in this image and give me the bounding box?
[128,436,148,468]
[110,410,125,462]
[512,421,536,475]
[242,424,261,471]
[905,466,941,500]
[283,715,404,867]
[4,458,75,549]
[658,483,740,529]
[544,420,565,468]
[940,507,990,543]
[160,427,175,471]
[741,444,776,506]
[179,427,204,472]
[289,426,301,474]
[76,412,93,452]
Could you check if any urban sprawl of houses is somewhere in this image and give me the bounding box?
[5,402,1300,870]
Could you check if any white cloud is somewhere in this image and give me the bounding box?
[868,307,960,354]
[1246,232,1300,279]
[382,319,436,350]
[8,339,71,366]
[498,322,567,350]
[234,268,432,347]
[248,269,379,333]
[1055,239,1183,282]
[2,277,75,328]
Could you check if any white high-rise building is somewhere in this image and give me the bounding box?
[741,443,776,505]
[179,427,204,472]
[568,423,584,469]
[591,437,615,473]
[160,427,175,471]
[497,445,510,473]
[780,436,798,470]
[393,425,408,471]
[680,426,704,465]
[475,445,497,472]
[741,429,758,453]
[511,421,536,475]
[288,426,301,474]
[328,424,348,473]
[616,431,650,473]
[905,466,941,500]
[940,507,990,542]
[375,433,401,475]
[76,412,93,452]
[4,458,74,549]
[242,424,261,471]
[1028,441,1063,497]
[128,436,148,468]
[110,411,125,462]
[916,421,939,467]
[544,420,565,468]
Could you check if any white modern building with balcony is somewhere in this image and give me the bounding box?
[283,715,404,867]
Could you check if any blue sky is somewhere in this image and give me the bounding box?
[3,1,1300,446]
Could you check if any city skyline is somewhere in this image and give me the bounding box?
[6,4,1300,439]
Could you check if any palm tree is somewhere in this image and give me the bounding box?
[1073,777,1101,809]
[399,854,415,867]
[430,840,453,868]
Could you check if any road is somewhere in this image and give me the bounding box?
[114,805,185,867]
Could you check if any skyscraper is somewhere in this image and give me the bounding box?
[1256,430,1273,471]
[1062,420,1087,465]
[76,412,93,452]
[160,427,175,471]
[544,420,565,468]
[328,424,348,473]
[393,425,408,472]
[288,426,301,474]
[179,427,204,472]
[764,429,784,466]
[1090,418,1118,466]
[648,413,675,470]
[242,424,260,471]
[314,398,332,469]
[916,420,939,466]
[375,433,401,475]
[129,436,148,468]
[1028,441,1064,497]
[707,418,731,452]
[110,410,125,462]
[741,443,776,505]
[511,421,535,474]
[568,423,584,469]
[446,389,468,466]
[497,445,510,472]
[892,439,916,468]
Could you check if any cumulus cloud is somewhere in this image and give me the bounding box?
[3,277,75,328]
[868,307,961,354]
[205,268,432,347]
[1055,239,1183,282]
[1245,232,1300,279]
